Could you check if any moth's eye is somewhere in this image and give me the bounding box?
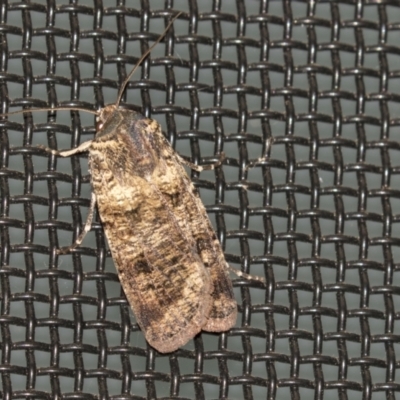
[96,120,104,131]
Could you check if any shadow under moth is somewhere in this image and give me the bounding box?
[6,13,262,353]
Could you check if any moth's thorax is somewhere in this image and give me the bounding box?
[91,107,161,178]
[95,105,147,142]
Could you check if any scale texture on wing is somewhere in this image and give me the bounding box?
[150,128,238,332]
[88,107,235,352]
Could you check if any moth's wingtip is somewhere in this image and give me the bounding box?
[146,327,202,354]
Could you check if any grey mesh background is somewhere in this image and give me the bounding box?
[1,1,400,399]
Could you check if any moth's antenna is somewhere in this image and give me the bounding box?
[115,11,182,108]
[0,12,182,119]
[2,107,98,117]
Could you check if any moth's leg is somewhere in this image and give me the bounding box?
[246,157,267,171]
[246,137,273,171]
[57,192,97,255]
[227,263,265,283]
[177,152,225,172]
[38,140,93,158]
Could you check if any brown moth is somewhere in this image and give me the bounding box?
[5,14,262,353]
[88,106,237,352]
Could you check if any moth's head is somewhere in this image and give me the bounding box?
[96,104,117,131]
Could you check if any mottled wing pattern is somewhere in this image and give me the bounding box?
[140,119,238,332]
[88,108,236,352]
[89,109,215,353]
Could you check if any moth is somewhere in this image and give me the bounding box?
[5,14,260,353]
[87,106,238,352]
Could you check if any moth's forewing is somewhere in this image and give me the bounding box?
[89,107,214,353]
[152,130,238,331]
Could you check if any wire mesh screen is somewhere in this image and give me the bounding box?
[2,1,400,399]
